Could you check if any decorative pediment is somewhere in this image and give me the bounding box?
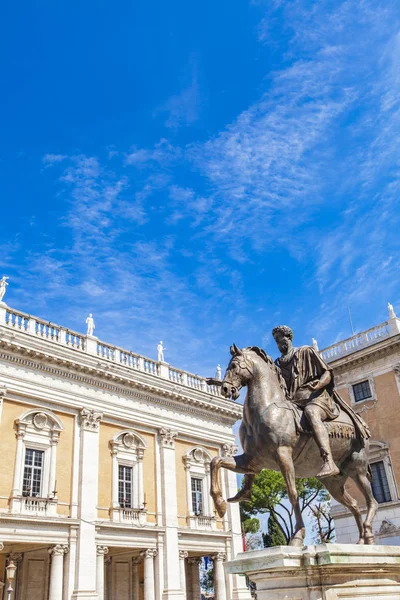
[15,408,64,439]
[183,446,212,470]
[109,429,147,457]
[376,518,400,536]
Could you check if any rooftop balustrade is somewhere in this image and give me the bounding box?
[0,305,221,396]
[320,318,400,363]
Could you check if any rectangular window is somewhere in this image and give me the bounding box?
[22,449,44,497]
[118,465,133,508]
[191,477,203,515]
[352,380,372,403]
[371,461,392,503]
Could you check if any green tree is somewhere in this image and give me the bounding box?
[241,470,330,544]
[200,565,214,594]
[262,512,287,547]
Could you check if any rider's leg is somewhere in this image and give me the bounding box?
[304,405,340,478]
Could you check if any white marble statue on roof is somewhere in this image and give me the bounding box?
[0,276,9,303]
[388,302,397,319]
[86,313,95,336]
[157,341,165,362]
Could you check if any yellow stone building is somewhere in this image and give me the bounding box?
[319,303,400,544]
[0,301,251,600]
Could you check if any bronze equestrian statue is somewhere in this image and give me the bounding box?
[208,327,377,546]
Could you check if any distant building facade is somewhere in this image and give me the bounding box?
[0,302,250,600]
[319,306,400,544]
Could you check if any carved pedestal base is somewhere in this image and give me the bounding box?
[225,543,400,600]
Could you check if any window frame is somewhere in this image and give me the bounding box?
[191,476,204,515]
[118,464,134,509]
[348,375,376,406]
[22,448,45,498]
[370,460,392,504]
[352,380,373,403]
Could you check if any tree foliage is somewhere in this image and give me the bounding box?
[310,500,335,544]
[240,470,331,544]
[262,512,287,547]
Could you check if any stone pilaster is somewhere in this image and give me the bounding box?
[158,428,184,600]
[71,409,102,599]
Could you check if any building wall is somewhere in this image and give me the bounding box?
[330,335,400,543]
[0,308,248,600]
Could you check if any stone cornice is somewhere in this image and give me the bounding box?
[327,336,400,373]
[0,341,242,425]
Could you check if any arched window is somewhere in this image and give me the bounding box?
[11,409,64,516]
[183,447,216,530]
[109,430,147,524]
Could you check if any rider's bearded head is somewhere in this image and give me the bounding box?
[272,325,293,355]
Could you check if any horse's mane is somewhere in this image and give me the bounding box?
[246,346,290,400]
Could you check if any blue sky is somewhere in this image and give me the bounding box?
[1,0,400,377]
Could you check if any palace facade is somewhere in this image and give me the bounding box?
[319,305,400,544]
[0,301,251,600]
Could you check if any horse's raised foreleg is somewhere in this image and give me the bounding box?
[210,453,255,518]
[276,446,305,547]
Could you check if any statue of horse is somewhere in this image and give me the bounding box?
[210,345,378,546]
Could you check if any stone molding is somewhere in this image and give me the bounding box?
[140,549,158,559]
[212,552,227,562]
[80,408,103,431]
[96,545,109,556]
[179,550,188,559]
[0,346,241,425]
[158,428,178,448]
[49,544,69,557]
[0,385,7,397]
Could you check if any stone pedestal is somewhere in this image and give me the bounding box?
[225,544,400,600]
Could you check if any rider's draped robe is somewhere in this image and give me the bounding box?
[275,345,370,444]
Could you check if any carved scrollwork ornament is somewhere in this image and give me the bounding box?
[158,427,178,448]
[140,548,158,559]
[49,544,69,557]
[80,408,103,431]
[221,443,237,457]
[97,545,109,556]
[179,550,189,559]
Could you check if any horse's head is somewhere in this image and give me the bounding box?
[221,344,254,401]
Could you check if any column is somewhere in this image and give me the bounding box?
[137,449,144,506]
[12,427,26,496]
[48,433,59,497]
[178,551,188,600]
[105,557,112,600]
[96,546,109,600]
[49,545,69,600]
[72,408,103,600]
[158,428,184,600]
[132,557,142,600]
[141,549,158,600]
[187,558,201,600]
[111,445,119,510]
[213,553,227,600]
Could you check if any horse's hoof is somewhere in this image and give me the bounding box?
[216,500,227,518]
[364,535,375,545]
[356,538,365,545]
